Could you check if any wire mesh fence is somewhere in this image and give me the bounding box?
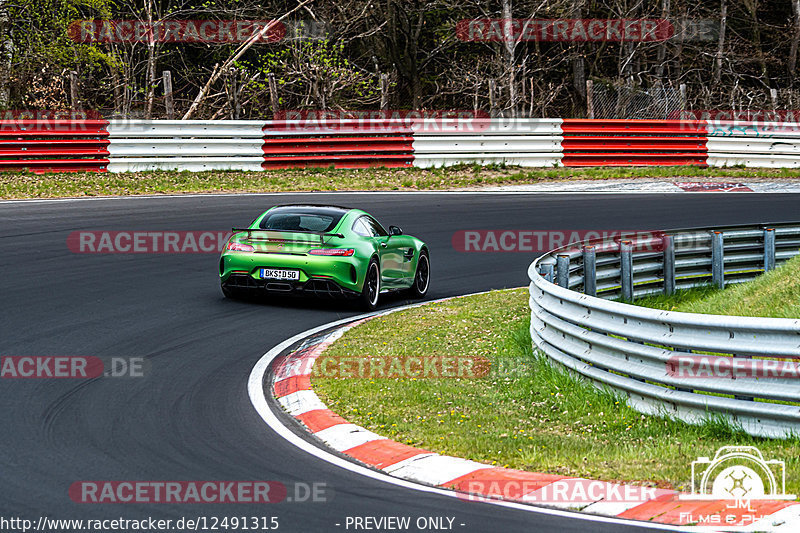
[590,83,683,120]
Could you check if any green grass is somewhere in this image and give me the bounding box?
[633,254,800,318]
[313,289,800,494]
[5,164,800,199]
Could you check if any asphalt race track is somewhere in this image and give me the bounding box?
[3,192,800,533]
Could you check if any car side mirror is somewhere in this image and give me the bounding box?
[389,225,403,236]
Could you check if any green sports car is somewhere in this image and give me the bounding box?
[219,204,430,310]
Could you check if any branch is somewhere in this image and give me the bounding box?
[182,0,314,120]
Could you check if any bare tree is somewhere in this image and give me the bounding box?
[713,0,727,84]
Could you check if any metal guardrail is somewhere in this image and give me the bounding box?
[706,120,800,168]
[107,120,265,172]
[528,223,800,438]
[412,118,563,168]
[0,119,110,173]
[262,119,414,169]
[560,119,708,167]
[6,117,799,172]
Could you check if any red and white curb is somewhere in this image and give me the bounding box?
[248,298,800,532]
[479,179,800,193]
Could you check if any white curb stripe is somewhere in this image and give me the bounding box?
[379,452,438,473]
[277,390,327,416]
[581,500,650,517]
[748,505,800,532]
[314,424,384,452]
[521,479,614,508]
[384,454,487,487]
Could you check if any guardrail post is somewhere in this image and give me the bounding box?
[734,355,755,401]
[583,245,596,296]
[662,234,675,295]
[711,231,724,289]
[556,255,570,288]
[539,263,555,283]
[764,228,776,271]
[620,241,633,301]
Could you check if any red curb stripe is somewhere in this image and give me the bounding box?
[442,467,566,500]
[619,493,795,525]
[342,439,431,469]
[296,409,349,433]
[273,374,311,398]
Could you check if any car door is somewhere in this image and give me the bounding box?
[363,216,415,288]
[352,216,397,288]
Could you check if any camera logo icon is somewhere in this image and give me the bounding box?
[681,446,795,500]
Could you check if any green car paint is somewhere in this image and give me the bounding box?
[219,205,430,309]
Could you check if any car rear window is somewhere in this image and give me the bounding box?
[258,207,346,233]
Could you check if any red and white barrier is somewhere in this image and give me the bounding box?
[4,118,800,172]
[560,119,708,166]
[0,119,109,173]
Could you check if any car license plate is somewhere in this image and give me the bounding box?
[260,268,300,280]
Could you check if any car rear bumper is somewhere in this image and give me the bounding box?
[220,251,365,293]
[222,273,361,299]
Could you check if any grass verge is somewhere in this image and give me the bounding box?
[313,289,800,494]
[5,164,800,199]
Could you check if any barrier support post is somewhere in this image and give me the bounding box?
[764,228,776,271]
[541,263,555,283]
[556,255,570,288]
[583,245,596,296]
[620,240,633,301]
[711,231,724,289]
[663,234,675,295]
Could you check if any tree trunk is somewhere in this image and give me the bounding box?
[268,72,280,118]
[502,0,516,116]
[144,0,156,119]
[0,0,13,108]
[571,1,586,100]
[790,0,800,78]
[69,71,81,110]
[655,0,671,82]
[745,0,767,79]
[380,73,389,110]
[163,70,174,119]
[714,0,727,84]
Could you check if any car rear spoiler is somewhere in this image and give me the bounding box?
[231,228,344,244]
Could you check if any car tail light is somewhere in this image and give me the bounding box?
[309,248,355,256]
[227,242,255,252]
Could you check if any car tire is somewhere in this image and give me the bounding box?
[409,249,430,299]
[358,259,381,311]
